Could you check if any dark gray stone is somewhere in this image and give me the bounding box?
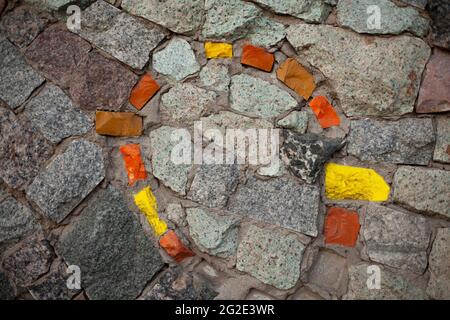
[281,131,344,184]
[28,264,79,300]
[0,272,15,300]
[427,0,450,49]
[57,187,164,300]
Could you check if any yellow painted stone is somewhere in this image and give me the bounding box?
[204,42,233,59]
[325,163,390,201]
[134,186,168,236]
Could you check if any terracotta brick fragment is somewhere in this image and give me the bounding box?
[95,111,142,137]
[159,230,195,262]
[241,44,274,72]
[276,58,315,100]
[120,144,147,186]
[129,73,160,110]
[324,207,360,247]
[309,96,340,129]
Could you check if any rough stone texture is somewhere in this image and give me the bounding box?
[186,208,239,258]
[188,164,239,208]
[0,35,45,109]
[74,0,166,69]
[237,225,305,290]
[0,107,54,189]
[0,197,40,244]
[433,117,450,164]
[254,0,332,23]
[337,0,429,37]
[160,83,217,124]
[401,0,427,8]
[0,272,14,300]
[281,131,344,184]
[1,5,52,48]
[230,74,298,118]
[199,60,230,92]
[286,24,430,117]
[24,84,92,144]
[166,203,186,227]
[363,204,431,274]
[27,140,105,223]
[344,263,428,300]
[393,166,450,218]
[121,0,204,35]
[142,267,218,300]
[153,38,200,81]
[277,111,308,134]
[57,187,164,300]
[69,51,138,111]
[247,17,286,47]
[28,264,79,300]
[427,228,450,299]
[150,126,192,195]
[228,175,320,236]
[200,111,273,136]
[417,49,450,113]
[2,235,54,286]
[347,118,435,165]
[427,0,450,49]
[289,287,324,300]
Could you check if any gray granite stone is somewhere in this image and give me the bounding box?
[427,228,450,299]
[277,111,308,134]
[228,175,320,236]
[281,131,344,184]
[237,225,305,290]
[348,118,435,165]
[253,0,332,23]
[24,84,92,144]
[0,36,45,109]
[363,204,431,274]
[393,166,450,218]
[26,140,105,223]
[246,17,286,48]
[57,187,164,300]
[0,272,14,300]
[427,0,450,49]
[28,264,79,300]
[230,74,298,118]
[199,60,230,92]
[433,117,450,163]
[286,24,430,116]
[166,203,186,227]
[153,38,200,81]
[186,207,239,258]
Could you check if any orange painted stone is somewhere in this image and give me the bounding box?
[309,96,340,129]
[95,111,142,137]
[159,230,195,262]
[324,207,360,247]
[129,73,160,110]
[241,45,275,72]
[276,58,315,100]
[120,144,147,186]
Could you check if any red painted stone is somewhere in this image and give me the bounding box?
[159,230,195,262]
[129,73,160,110]
[241,44,275,72]
[324,207,360,247]
[309,96,340,129]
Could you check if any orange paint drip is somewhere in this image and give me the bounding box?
[120,144,147,185]
[309,96,340,129]
[324,207,360,247]
[129,73,160,110]
[159,230,195,262]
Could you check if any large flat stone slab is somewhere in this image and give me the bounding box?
[427,228,450,299]
[286,24,430,116]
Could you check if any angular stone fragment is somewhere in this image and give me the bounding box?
[277,111,308,134]
[344,263,428,300]
[0,36,45,109]
[237,225,305,290]
[199,60,230,92]
[166,203,186,227]
[393,166,450,218]
[417,49,450,113]
[286,24,430,116]
[160,83,217,124]
[134,186,168,237]
[204,42,233,59]
[309,96,340,129]
[246,17,286,48]
[230,74,297,118]
[0,272,14,300]
[433,117,450,163]
[277,58,315,100]
[28,264,79,300]
[159,230,195,262]
[347,118,435,165]
[186,208,239,258]
[73,1,166,69]
[0,197,40,243]
[308,251,348,297]
[70,51,138,111]
[120,144,147,186]
[364,204,431,274]
[253,0,332,23]
[241,45,274,72]
[427,0,450,49]
[0,107,53,189]
[95,111,143,137]
[281,131,344,184]
[150,126,192,195]
[325,163,390,202]
[324,207,360,247]
[121,0,204,35]
[26,140,105,223]
[24,84,92,144]
[228,175,320,236]
[427,228,450,299]
[57,187,164,300]
[129,74,160,110]
[153,38,200,81]
[337,0,429,37]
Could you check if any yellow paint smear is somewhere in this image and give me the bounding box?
[134,186,168,236]
[325,163,390,202]
[204,42,233,59]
